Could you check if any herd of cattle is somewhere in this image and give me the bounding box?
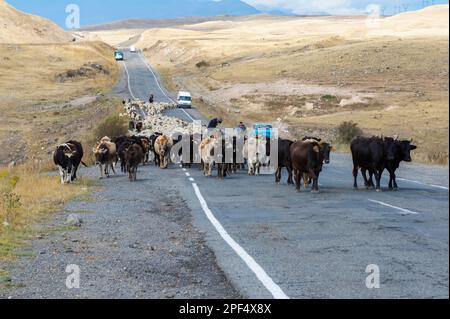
[53,126,417,192]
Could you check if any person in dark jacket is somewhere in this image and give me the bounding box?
[208,117,223,129]
[236,122,247,133]
[149,94,154,103]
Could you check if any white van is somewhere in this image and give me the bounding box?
[177,91,192,109]
[130,45,137,53]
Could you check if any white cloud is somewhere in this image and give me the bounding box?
[243,0,358,14]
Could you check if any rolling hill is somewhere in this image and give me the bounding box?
[0,0,71,43]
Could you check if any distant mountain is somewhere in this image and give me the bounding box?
[6,0,260,28]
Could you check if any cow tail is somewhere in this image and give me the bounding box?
[81,161,89,167]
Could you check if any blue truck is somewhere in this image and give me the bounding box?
[252,123,274,138]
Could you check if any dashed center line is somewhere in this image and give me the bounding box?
[368,199,420,215]
[396,178,449,191]
[122,61,136,100]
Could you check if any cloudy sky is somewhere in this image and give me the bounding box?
[6,0,449,27]
[243,0,448,15]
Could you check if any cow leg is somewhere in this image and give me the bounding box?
[218,163,223,179]
[275,166,282,184]
[110,163,116,175]
[105,164,110,178]
[310,170,319,193]
[286,165,294,185]
[361,169,372,189]
[312,172,320,193]
[154,152,160,166]
[58,166,65,185]
[71,164,79,182]
[392,172,399,190]
[99,164,104,179]
[353,165,359,189]
[303,173,309,188]
[388,169,398,191]
[64,170,72,184]
[295,170,302,192]
[375,170,382,192]
[368,170,375,188]
[208,162,213,176]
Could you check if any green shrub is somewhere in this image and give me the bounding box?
[336,121,363,144]
[322,94,336,102]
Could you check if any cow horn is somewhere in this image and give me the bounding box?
[394,134,399,140]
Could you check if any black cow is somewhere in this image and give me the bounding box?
[53,141,86,184]
[275,138,294,185]
[351,137,388,191]
[149,133,163,166]
[381,138,417,190]
[125,144,144,182]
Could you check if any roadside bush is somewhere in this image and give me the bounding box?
[195,60,210,68]
[92,114,128,141]
[336,121,363,144]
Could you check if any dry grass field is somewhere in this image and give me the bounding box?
[0,0,123,262]
[0,41,121,165]
[120,5,448,164]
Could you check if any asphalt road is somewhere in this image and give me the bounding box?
[4,48,447,299]
[118,48,449,299]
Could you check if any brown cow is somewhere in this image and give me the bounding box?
[154,135,173,169]
[199,137,218,177]
[301,139,335,188]
[93,137,117,179]
[290,140,324,193]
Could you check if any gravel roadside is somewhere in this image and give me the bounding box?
[0,165,240,299]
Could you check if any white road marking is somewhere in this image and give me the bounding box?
[192,183,289,299]
[122,61,137,100]
[189,178,195,182]
[179,108,196,122]
[136,50,175,103]
[182,168,187,172]
[368,199,420,215]
[185,173,191,177]
[396,178,449,191]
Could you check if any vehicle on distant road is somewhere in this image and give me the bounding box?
[114,50,124,61]
[130,46,137,53]
[177,91,192,109]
